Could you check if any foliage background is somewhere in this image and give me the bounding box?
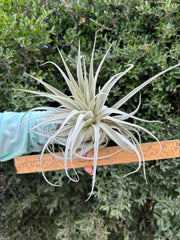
[0,0,180,239]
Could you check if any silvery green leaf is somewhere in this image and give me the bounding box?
[90,43,113,98]
[57,48,84,101]
[24,72,67,97]
[77,43,85,94]
[18,89,81,110]
[113,62,180,109]
[100,122,134,152]
[95,64,134,113]
[86,123,100,201]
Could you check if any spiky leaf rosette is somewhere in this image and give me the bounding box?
[20,36,180,200]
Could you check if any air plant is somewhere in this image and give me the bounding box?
[20,35,180,200]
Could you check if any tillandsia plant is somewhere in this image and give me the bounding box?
[20,35,180,200]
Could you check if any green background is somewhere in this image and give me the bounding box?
[0,0,180,239]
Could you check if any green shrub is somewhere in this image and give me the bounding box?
[0,0,179,239]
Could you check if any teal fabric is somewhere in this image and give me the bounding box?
[0,111,55,162]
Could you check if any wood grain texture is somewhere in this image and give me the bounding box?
[14,139,180,174]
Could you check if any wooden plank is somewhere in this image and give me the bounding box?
[14,139,180,174]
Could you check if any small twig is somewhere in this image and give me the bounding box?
[61,0,77,29]
[90,203,99,218]
[4,180,19,203]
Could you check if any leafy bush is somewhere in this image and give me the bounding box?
[0,0,179,239]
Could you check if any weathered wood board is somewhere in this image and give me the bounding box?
[14,139,180,174]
